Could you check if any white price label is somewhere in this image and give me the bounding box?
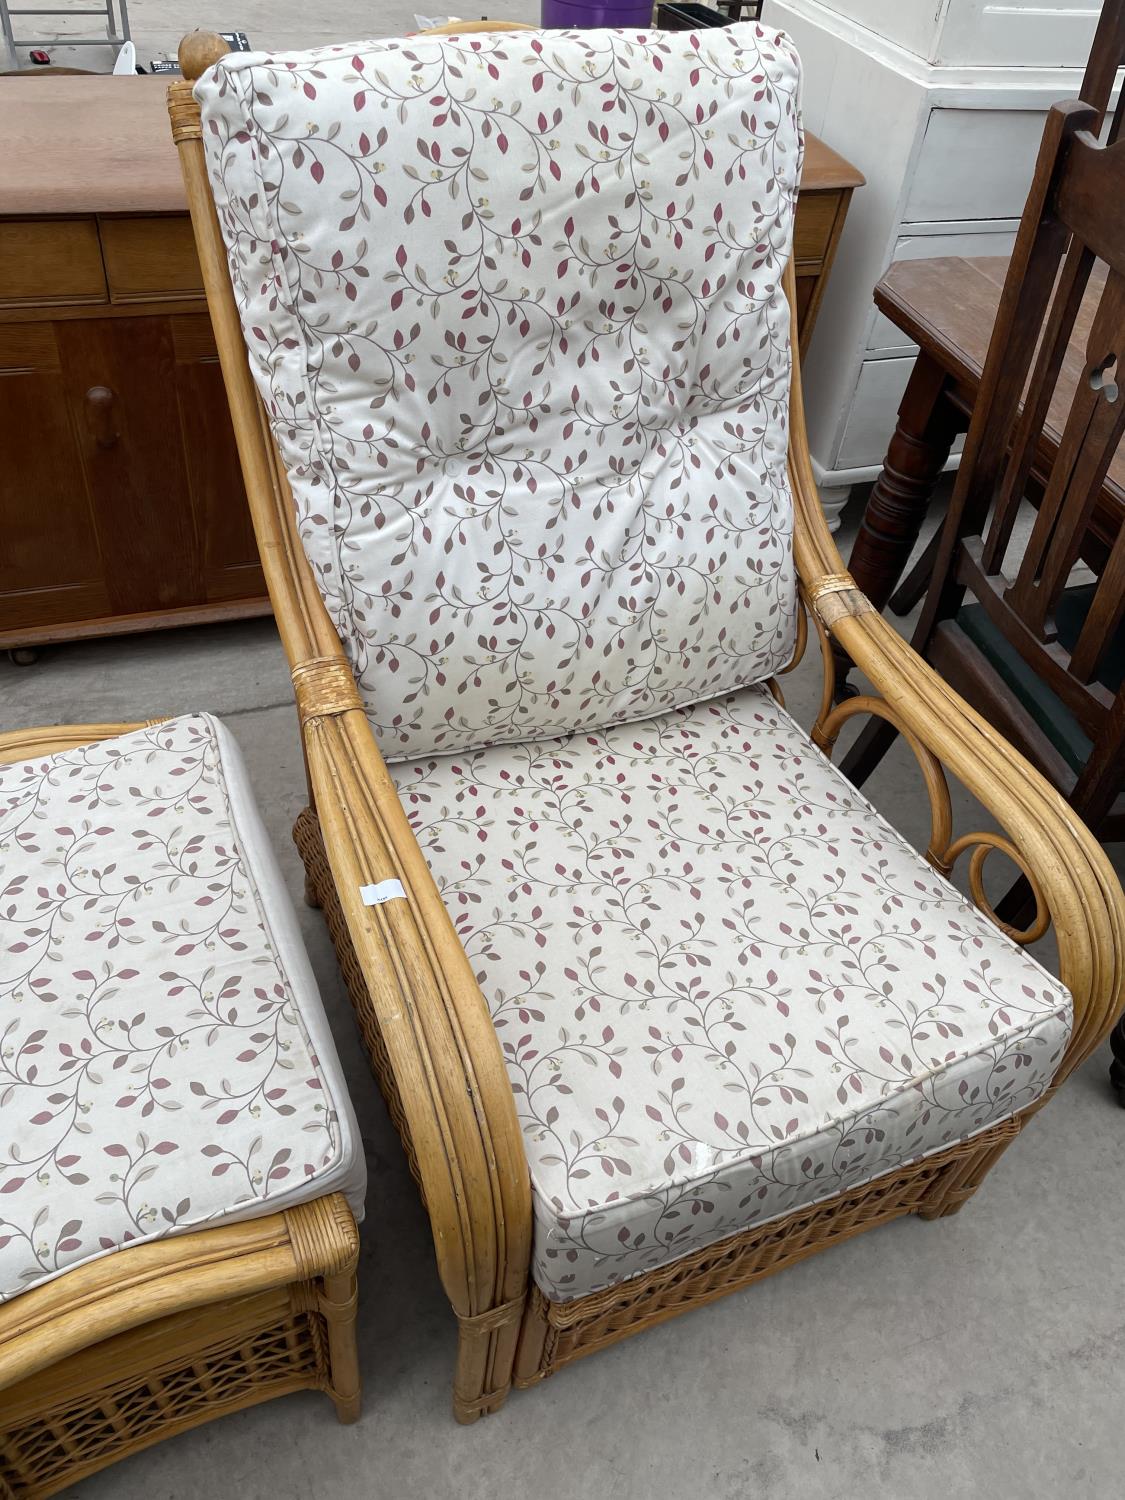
[359,879,406,907]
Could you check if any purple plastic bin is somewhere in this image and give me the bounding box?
[540,0,654,27]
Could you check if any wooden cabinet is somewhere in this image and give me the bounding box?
[0,76,859,653]
[0,324,110,633]
[0,220,268,652]
[792,135,861,360]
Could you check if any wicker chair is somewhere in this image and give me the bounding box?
[0,718,363,1497]
[168,23,1125,1424]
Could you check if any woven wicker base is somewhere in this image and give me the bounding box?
[293,805,1025,1401]
[512,1115,1019,1382]
[1,1287,332,1499]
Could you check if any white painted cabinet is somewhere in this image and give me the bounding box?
[762,0,1106,525]
[825,0,1101,68]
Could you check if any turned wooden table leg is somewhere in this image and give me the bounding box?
[833,357,962,698]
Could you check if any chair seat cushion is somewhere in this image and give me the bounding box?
[0,715,365,1302]
[392,687,1072,1301]
[195,24,802,762]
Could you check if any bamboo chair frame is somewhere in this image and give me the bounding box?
[168,28,1125,1423]
[0,720,361,1499]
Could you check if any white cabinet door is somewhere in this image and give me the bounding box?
[837,358,915,470]
[810,0,941,60]
[836,357,969,470]
[905,107,1049,223]
[938,0,1104,68]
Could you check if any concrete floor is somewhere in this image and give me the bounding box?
[6,5,1125,1494]
[4,493,1125,1499]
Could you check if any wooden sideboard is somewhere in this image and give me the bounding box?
[0,76,861,656]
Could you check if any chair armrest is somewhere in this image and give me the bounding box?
[785,276,1125,1079]
[299,700,532,1354]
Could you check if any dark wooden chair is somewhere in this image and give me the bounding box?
[1079,0,1125,145]
[838,83,1125,1099]
[842,0,1125,633]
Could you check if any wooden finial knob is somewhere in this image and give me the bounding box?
[178,30,230,82]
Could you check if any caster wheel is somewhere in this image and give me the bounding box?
[8,648,37,666]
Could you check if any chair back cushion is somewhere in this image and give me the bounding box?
[197,24,803,759]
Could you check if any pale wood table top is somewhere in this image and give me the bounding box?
[1,77,184,215]
[0,74,861,216]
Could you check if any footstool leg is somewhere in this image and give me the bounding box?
[322,1266,361,1423]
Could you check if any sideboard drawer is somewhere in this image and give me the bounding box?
[0,219,106,307]
[794,189,842,265]
[100,216,204,301]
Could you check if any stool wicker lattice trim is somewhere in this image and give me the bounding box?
[0,723,362,1497]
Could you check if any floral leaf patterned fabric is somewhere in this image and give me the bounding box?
[391,688,1072,1301]
[196,24,802,761]
[0,715,365,1303]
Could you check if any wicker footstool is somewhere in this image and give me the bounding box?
[0,714,366,1498]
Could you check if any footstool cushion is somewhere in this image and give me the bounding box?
[0,714,366,1302]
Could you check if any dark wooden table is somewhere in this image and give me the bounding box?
[845,254,1125,617]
